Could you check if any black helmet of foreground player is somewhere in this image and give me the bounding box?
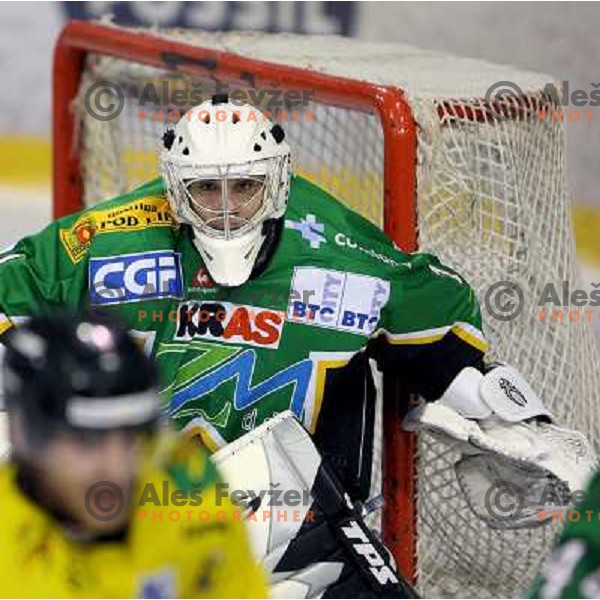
[2,311,161,535]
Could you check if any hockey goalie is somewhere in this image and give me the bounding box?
[0,98,596,597]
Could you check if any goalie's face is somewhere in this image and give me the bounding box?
[185,175,266,234]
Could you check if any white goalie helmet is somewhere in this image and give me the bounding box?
[160,97,292,286]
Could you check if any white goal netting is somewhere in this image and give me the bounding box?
[67,26,600,598]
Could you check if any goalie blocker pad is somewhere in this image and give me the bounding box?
[436,363,552,423]
[212,412,417,599]
[403,363,554,446]
[404,363,597,529]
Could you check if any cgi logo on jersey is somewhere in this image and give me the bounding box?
[288,267,390,336]
[89,250,183,305]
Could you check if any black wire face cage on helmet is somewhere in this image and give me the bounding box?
[164,156,289,240]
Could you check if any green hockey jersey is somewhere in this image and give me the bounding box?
[0,175,487,494]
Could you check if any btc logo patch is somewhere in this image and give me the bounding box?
[287,267,390,336]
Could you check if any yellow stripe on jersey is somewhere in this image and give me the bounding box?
[308,358,352,433]
[181,418,227,454]
[0,317,13,336]
[376,325,449,345]
[377,322,488,353]
[451,323,489,353]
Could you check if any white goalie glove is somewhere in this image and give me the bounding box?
[403,363,598,529]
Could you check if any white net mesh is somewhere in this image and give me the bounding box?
[67,27,600,598]
[412,96,600,596]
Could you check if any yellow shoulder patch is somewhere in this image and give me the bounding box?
[0,314,13,336]
[59,215,96,263]
[59,196,177,263]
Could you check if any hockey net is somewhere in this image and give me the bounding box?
[54,21,600,598]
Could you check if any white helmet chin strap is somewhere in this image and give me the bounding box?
[192,226,265,287]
